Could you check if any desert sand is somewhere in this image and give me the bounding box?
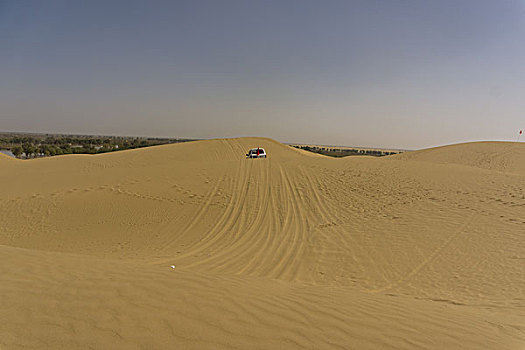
[0,137,524,349]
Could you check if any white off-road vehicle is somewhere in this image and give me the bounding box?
[246,147,267,158]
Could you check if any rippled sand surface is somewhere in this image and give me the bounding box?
[1,138,524,349]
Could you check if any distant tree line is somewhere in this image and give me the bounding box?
[0,133,196,159]
[292,145,400,157]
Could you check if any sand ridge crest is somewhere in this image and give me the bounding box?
[394,141,525,174]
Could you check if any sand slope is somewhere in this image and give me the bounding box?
[395,141,525,174]
[1,138,524,349]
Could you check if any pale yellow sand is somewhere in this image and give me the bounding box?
[1,138,524,349]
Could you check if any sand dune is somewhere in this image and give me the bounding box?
[1,138,524,349]
[0,152,15,161]
[395,141,525,174]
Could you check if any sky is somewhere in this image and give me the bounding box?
[1,0,525,149]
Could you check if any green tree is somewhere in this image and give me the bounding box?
[22,143,35,158]
[12,146,23,158]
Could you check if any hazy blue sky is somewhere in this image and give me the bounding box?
[1,0,524,149]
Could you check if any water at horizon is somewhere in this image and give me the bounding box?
[0,150,15,158]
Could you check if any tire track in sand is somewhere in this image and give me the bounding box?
[170,157,253,263]
[298,165,364,282]
[267,164,309,281]
[160,165,229,251]
[369,211,477,294]
[235,159,282,276]
[190,158,273,274]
